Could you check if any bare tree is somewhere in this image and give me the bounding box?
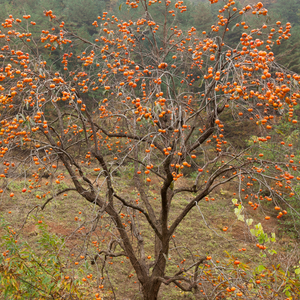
[0,1,300,299]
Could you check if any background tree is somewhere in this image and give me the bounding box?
[1,0,300,299]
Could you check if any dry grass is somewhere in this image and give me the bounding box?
[0,165,298,299]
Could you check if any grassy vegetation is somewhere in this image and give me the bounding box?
[1,163,299,299]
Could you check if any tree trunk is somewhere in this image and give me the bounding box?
[142,279,161,300]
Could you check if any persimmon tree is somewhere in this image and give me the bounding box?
[1,0,300,299]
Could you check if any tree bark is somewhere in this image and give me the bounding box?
[142,279,161,300]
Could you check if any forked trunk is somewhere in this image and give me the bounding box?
[142,279,161,300]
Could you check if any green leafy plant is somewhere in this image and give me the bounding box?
[0,216,94,300]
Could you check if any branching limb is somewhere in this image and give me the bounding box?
[113,194,162,240]
[41,188,77,210]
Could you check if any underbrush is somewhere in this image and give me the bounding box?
[0,177,300,299]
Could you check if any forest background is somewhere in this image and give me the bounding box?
[1,0,300,73]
